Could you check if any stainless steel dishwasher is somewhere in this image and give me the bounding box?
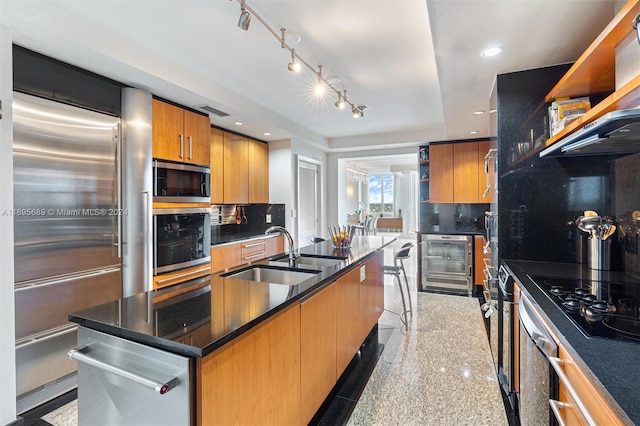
[518,292,558,426]
[69,327,194,425]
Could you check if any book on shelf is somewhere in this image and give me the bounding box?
[548,96,591,136]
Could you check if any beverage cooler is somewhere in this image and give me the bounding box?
[420,234,473,296]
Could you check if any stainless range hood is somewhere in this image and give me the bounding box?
[540,108,640,157]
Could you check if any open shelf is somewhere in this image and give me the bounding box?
[545,0,640,102]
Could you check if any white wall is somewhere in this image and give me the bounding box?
[269,138,328,246]
[0,24,17,424]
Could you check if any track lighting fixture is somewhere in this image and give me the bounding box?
[232,0,367,116]
[237,0,251,31]
[288,49,301,72]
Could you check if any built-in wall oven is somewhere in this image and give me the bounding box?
[153,159,210,203]
[421,234,473,296]
[153,208,211,275]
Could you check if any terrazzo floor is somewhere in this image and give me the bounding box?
[35,234,508,426]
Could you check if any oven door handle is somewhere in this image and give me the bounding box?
[549,356,598,426]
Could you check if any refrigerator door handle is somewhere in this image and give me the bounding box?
[115,123,122,259]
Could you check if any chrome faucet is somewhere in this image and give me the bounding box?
[265,226,298,262]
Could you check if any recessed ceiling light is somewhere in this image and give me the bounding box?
[285,32,301,45]
[263,132,271,136]
[470,130,479,134]
[489,109,497,114]
[234,121,243,125]
[473,110,485,115]
[481,47,503,57]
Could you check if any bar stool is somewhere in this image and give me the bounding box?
[310,237,325,244]
[384,242,413,330]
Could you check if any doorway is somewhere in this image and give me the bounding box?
[297,157,321,247]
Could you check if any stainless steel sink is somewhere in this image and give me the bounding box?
[272,254,347,267]
[222,265,320,286]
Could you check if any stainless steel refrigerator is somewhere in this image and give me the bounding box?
[12,90,152,414]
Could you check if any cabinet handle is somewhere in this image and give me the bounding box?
[549,356,597,426]
[188,136,193,160]
[549,399,570,426]
[243,241,266,249]
[155,266,211,285]
[179,134,184,159]
[243,253,265,261]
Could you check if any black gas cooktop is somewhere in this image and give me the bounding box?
[529,274,640,342]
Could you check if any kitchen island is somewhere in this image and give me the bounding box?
[68,235,395,425]
[503,260,640,425]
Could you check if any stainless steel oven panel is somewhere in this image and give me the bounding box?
[153,159,210,203]
[153,208,211,275]
[15,267,122,340]
[74,327,193,425]
[518,294,558,426]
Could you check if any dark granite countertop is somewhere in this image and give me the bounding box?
[503,259,640,425]
[69,235,396,359]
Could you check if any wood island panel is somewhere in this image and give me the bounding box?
[300,284,337,423]
[335,265,362,378]
[197,304,301,426]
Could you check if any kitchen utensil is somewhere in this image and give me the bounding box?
[235,206,241,224]
[241,207,248,224]
[602,224,617,240]
[576,215,613,234]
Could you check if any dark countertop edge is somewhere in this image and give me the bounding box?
[502,259,638,425]
[418,230,483,236]
[70,237,395,359]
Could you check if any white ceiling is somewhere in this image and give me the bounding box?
[0,0,619,165]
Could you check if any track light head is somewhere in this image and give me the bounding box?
[288,49,301,72]
[335,96,345,110]
[352,105,366,118]
[238,1,251,30]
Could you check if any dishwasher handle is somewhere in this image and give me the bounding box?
[68,344,177,395]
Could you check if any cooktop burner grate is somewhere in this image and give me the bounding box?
[529,275,640,342]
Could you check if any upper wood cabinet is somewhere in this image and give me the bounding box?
[223,133,249,204]
[429,144,454,203]
[429,141,490,204]
[248,139,269,203]
[221,131,270,204]
[210,128,224,203]
[152,99,210,166]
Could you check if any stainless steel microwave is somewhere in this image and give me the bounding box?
[153,207,211,275]
[153,159,210,203]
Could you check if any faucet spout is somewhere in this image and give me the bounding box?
[265,226,297,262]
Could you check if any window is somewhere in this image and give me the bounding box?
[368,175,394,215]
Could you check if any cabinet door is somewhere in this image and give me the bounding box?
[429,144,454,203]
[197,305,301,426]
[152,99,184,162]
[183,109,210,166]
[210,128,224,203]
[248,139,269,203]
[264,235,284,258]
[359,252,384,342]
[477,140,491,202]
[473,235,486,285]
[453,142,479,203]
[300,284,337,423]
[335,266,361,377]
[210,243,242,273]
[223,132,249,204]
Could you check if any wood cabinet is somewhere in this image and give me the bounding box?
[335,264,362,377]
[453,142,480,203]
[473,235,487,286]
[210,128,224,203]
[554,344,624,425]
[223,132,249,204]
[359,251,384,343]
[300,284,337,423]
[210,236,284,273]
[248,139,269,203]
[429,143,454,203]
[197,304,301,426]
[429,141,490,203]
[152,99,210,166]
